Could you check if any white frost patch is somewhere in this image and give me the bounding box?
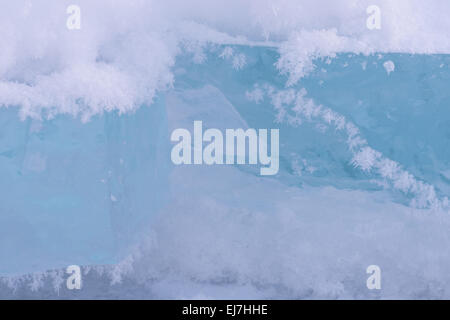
[245,87,264,104]
[383,60,395,75]
[219,47,234,59]
[351,147,381,172]
[232,53,247,70]
[262,84,448,210]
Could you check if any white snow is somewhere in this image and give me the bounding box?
[383,60,395,75]
[1,1,450,119]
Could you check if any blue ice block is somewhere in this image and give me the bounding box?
[174,47,450,204]
[0,97,169,275]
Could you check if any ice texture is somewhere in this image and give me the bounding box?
[2,0,450,299]
[0,98,169,275]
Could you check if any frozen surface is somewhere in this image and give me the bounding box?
[2,0,450,299]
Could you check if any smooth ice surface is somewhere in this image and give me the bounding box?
[0,99,169,275]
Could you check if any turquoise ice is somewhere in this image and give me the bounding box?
[0,98,169,275]
[174,47,450,206]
